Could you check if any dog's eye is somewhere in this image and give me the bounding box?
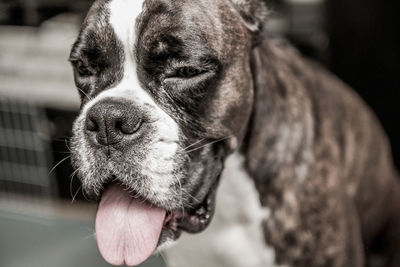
[73,60,95,77]
[176,67,203,78]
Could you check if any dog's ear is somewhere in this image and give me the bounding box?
[228,0,268,33]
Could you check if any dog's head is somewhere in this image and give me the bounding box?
[69,0,266,265]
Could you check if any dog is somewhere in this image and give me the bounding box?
[69,0,400,266]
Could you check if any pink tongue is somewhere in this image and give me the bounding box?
[95,184,166,266]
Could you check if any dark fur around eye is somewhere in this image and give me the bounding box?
[177,67,203,78]
[71,59,95,77]
[162,56,222,95]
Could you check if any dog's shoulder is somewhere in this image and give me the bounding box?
[243,38,396,266]
[250,38,392,179]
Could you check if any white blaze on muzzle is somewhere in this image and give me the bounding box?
[83,0,181,265]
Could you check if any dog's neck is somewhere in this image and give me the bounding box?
[243,39,315,208]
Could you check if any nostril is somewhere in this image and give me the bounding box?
[117,119,142,135]
[115,120,123,132]
[86,117,99,132]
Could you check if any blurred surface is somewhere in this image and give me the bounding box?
[0,0,92,26]
[0,13,81,110]
[0,98,62,198]
[0,197,166,267]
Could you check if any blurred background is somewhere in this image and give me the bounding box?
[0,0,398,266]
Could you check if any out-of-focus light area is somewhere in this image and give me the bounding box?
[0,0,398,266]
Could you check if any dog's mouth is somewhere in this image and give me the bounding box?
[95,181,216,267]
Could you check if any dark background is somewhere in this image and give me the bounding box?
[327,0,400,167]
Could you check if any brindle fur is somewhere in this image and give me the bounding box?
[244,39,400,267]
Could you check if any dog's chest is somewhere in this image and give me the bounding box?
[164,153,288,267]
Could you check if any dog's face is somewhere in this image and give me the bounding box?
[70,0,265,264]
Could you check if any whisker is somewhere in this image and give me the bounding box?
[173,175,185,215]
[48,155,71,176]
[182,138,206,151]
[158,251,168,263]
[81,187,90,201]
[184,136,232,154]
[72,185,82,204]
[55,151,71,154]
[70,168,79,198]
[64,138,72,153]
[53,136,72,142]
[78,88,92,101]
[183,188,201,204]
[80,232,96,241]
[70,168,81,203]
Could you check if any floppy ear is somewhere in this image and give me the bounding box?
[228,0,269,33]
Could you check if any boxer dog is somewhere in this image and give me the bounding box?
[69,0,400,266]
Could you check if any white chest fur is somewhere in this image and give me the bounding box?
[164,153,287,267]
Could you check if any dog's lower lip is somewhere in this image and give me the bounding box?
[163,196,214,235]
[163,211,184,231]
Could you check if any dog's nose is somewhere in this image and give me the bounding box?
[85,99,142,146]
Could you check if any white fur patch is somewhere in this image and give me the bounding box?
[165,153,289,267]
[107,0,179,142]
